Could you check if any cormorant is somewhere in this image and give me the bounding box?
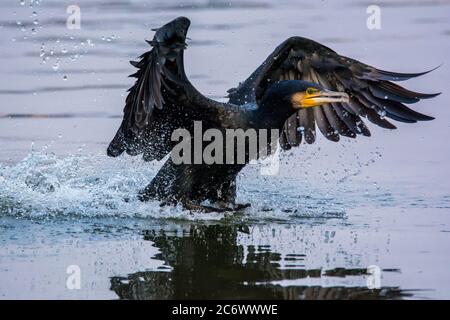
[107,17,439,212]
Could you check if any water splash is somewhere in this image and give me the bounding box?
[0,152,359,221]
[0,152,194,219]
[9,147,440,222]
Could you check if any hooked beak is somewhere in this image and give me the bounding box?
[292,89,349,108]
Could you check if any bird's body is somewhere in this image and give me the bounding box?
[136,89,290,209]
[108,17,438,211]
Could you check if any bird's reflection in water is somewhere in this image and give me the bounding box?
[110,224,411,300]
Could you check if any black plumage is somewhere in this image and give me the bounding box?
[107,17,438,211]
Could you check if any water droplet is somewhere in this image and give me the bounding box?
[52,60,60,71]
[63,75,68,81]
[377,109,386,119]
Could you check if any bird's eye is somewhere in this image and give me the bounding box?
[306,88,318,95]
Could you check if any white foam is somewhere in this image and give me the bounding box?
[0,151,376,220]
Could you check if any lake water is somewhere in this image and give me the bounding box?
[1,0,450,299]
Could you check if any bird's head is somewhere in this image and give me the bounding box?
[149,17,191,52]
[258,80,349,126]
[267,80,349,109]
[290,82,349,108]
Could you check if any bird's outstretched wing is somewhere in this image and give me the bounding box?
[108,48,187,161]
[108,17,197,161]
[227,37,439,149]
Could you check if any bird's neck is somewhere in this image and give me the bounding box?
[252,103,297,130]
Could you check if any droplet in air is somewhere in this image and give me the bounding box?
[52,60,60,71]
[377,109,386,119]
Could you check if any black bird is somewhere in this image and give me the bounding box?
[108,17,438,212]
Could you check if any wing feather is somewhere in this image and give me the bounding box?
[108,35,194,161]
[285,113,302,147]
[228,36,437,150]
[314,106,340,142]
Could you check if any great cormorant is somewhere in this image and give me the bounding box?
[107,17,438,212]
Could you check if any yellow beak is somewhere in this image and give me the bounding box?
[292,90,349,108]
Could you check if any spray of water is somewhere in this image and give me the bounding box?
[0,148,388,221]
